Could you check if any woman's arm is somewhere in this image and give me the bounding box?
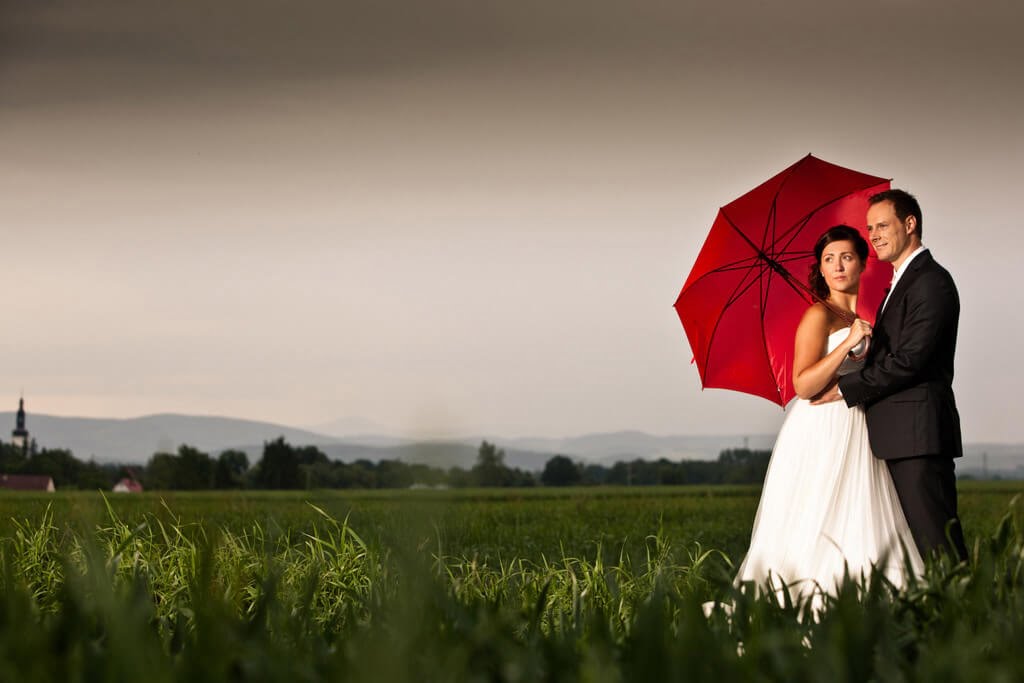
[792,306,871,400]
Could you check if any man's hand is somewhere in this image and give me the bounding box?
[810,381,843,405]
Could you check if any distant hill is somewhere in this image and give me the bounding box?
[958,443,1024,479]
[303,416,394,439]
[3,412,1022,477]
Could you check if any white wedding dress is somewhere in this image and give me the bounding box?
[733,328,924,605]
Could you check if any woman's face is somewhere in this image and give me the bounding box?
[819,239,864,294]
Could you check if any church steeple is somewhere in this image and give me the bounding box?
[12,396,29,456]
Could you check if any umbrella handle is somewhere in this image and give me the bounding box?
[849,337,868,358]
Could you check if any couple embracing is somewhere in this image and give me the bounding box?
[735,189,967,603]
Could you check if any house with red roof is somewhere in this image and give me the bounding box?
[113,476,143,493]
[0,473,55,492]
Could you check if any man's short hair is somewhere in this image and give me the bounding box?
[869,189,923,238]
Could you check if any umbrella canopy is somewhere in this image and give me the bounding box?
[674,154,892,406]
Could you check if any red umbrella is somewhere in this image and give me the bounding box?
[674,154,892,406]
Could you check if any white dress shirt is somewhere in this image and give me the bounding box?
[880,245,928,314]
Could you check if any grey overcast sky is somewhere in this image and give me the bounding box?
[1,0,1022,440]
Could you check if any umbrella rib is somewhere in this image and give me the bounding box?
[718,208,822,303]
[701,254,761,273]
[717,210,854,325]
[758,242,780,401]
[718,208,769,259]
[770,177,892,255]
[762,196,778,254]
[770,211,814,253]
[698,256,772,380]
[737,169,885,326]
[706,260,771,274]
[722,263,768,308]
[768,251,814,278]
[767,155,886,249]
[775,251,814,262]
[762,154,809,254]
[678,250,766,295]
[772,260,856,324]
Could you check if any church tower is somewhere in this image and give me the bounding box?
[11,397,29,456]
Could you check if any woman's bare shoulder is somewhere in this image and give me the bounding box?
[798,302,831,329]
[795,303,833,344]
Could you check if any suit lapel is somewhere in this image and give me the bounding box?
[876,249,933,327]
[874,286,889,323]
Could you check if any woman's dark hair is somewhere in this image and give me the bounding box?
[808,224,869,300]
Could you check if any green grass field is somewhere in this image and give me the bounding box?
[0,482,1022,681]
[0,481,1018,563]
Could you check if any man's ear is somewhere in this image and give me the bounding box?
[905,216,916,234]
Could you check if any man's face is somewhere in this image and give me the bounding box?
[866,200,915,264]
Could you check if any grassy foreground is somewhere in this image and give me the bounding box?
[0,481,1018,562]
[0,484,1022,681]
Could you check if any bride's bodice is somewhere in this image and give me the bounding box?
[828,327,863,376]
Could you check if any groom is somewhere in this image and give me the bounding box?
[818,189,968,562]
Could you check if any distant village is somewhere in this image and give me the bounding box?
[0,397,142,493]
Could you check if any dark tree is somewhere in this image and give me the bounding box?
[145,452,180,490]
[506,467,537,487]
[214,449,249,489]
[580,463,609,486]
[25,448,80,488]
[176,445,215,489]
[0,442,27,474]
[447,466,472,488]
[541,455,582,487]
[296,445,329,467]
[375,459,414,488]
[252,437,302,489]
[143,445,214,490]
[303,460,344,488]
[78,459,119,490]
[344,460,379,488]
[293,445,329,489]
[471,441,512,487]
[408,462,447,487]
[717,448,771,484]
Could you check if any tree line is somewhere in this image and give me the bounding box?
[1,439,770,490]
[0,443,122,490]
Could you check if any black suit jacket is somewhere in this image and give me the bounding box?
[838,249,963,460]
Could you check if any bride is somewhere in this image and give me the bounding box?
[733,224,923,605]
